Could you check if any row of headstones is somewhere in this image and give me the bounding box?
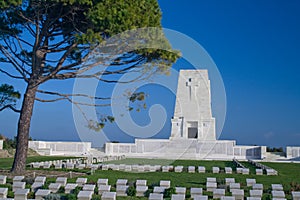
[2,175,299,200]
[205,177,300,200]
[29,156,125,169]
[248,159,278,175]
[100,164,272,175]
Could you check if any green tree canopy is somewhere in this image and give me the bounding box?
[0,84,21,112]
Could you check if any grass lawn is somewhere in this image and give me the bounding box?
[0,157,299,199]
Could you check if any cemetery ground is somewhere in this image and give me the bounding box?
[0,156,299,199]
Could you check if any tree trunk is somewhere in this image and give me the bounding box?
[11,82,38,174]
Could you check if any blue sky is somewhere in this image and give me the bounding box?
[1,0,300,148]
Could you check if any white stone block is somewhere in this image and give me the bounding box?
[98,185,111,195]
[242,168,250,174]
[77,190,93,200]
[221,197,235,200]
[175,187,186,194]
[253,183,263,190]
[13,182,25,192]
[56,177,67,186]
[153,186,165,194]
[35,189,51,200]
[256,169,263,175]
[102,164,109,170]
[250,190,263,198]
[188,166,196,173]
[48,183,61,193]
[78,164,86,169]
[231,189,244,200]
[174,166,183,173]
[124,165,132,172]
[97,178,108,186]
[13,176,24,183]
[225,178,235,185]
[149,193,163,200]
[32,162,40,168]
[55,163,62,169]
[101,191,116,200]
[225,167,232,174]
[116,179,127,186]
[247,197,262,200]
[0,188,8,199]
[65,183,78,194]
[137,165,145,172]
[171,194,185,200]
[83,184,95,191]
[35,176,46,184]
[76,177,87,186]
[272,190,285,198]
[160,180,170,188]
[212,167,220,173]
[0,175,7,184]
[14,188,29,200]
[149,165,157,172]
[272,184,283,191]
[136,185,148,196]
[213,189,225,199]
[66,163,74,169]
[43,162,51,168]
[206,182,217,192]
[292,191,300,200]
[229,183,240,191]
[136,179,147,186]
[193,195,208,200]
[116,185,128,196]
[236,167,243,174]
[190,187,202,198]
[144,165,151,171]
[198,166,206,173]
[246,178,256,187]
[207,177,216,183]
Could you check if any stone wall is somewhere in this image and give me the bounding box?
[105,139,264,160]
[29,141,92,156]
[286,146,300,159]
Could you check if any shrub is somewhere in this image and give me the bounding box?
[127,186,136,196]
[164,187,176,198]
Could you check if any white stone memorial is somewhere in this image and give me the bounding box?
[13,182,25,192]
[136,186,148,196]
[246,179,256,187]
[193,195,208,200]
[104,70,266,160]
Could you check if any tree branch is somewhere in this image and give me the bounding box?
[0,105,21,113]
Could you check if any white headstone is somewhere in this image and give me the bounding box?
[77,190,93,200]
[101,191,116,200]
[0,175,7,184]
[0,188,8,199]
[98,185,111,195]
[35,189,51,200]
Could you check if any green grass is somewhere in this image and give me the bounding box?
[0,157,300,199]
